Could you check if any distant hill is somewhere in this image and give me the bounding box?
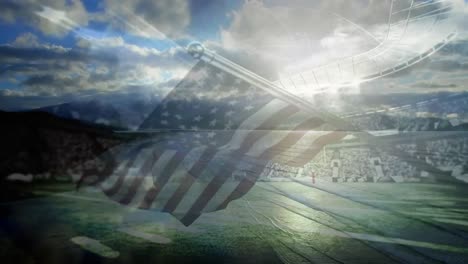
[0,110,130,183]
[36,95,160,130]
[37,100,125,129]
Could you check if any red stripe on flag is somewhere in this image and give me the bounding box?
[102,163,134,197]
[180,116,321,225]
[138,151,188,209]
[285,131,346,167]
[216,132,345,210]
[162,148,217,212]
[119,149,163,205]
[163,105,299,214]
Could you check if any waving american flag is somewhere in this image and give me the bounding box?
[93,61,345,225]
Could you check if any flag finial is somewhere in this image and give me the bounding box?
[187,42,205,59]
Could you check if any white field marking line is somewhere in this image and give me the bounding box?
[246,189,468,254]
[244,201,466,221]
[403,211,468,219]
[70,236,119,258]
[433,218,468,227]
[452,209,468,213]
[248,199,468,254]
[45,191,111,203]
[118,227,172,244]
[0,191,111,206]
[311,228,468,254]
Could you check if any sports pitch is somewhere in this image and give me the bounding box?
[2,181,468,263]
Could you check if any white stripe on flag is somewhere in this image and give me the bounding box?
[284,131,336,165]
[173,181,210,215]
[243,110,310,157]
[100,161,129,191]
[221,99,289,150]
[126,150,178,207]
[150,150,178,179]
[202,162,260,213]
[125,176,155,207]
[105,147,153,199]
[149,147,207,210]
[202,182,242,213]
[201,131,319,213]
[246,130,299,157]
[172,113,307,217]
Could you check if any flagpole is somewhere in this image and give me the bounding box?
[186,42,362,134]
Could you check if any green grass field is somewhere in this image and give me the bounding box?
[2,181,468,263]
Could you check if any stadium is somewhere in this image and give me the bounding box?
[1,0,468,263]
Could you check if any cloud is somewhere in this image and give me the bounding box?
[2,0,466,110]
[0,33,118,95]
[411,82,458,89]
[102,0,191,39]
[204,40,279,80]
[1,34,116,63]
[0,33,194,101]
[11,32,40,48]
[428,60,468,72]
[214,0,463,95]
[77,36,194,68]
[364,32,468,93]
[218,1,398,69]
[0,0,89,36]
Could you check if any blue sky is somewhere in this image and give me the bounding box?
[0,0,467,111]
